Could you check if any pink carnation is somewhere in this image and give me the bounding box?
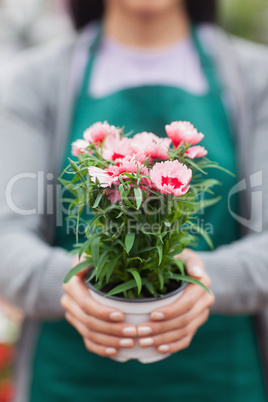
[131,132,171,161]
[165,121,204,148]
[88,154,148,189]
[107,154,148,180]
[71,140,90,156]
[87,167,113,188]
[150,160,192,197]
[106,189,121,204]
[185,146,208,159]
[84,121,119,145]
[102,135,134,161]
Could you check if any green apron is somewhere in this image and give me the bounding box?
[30,27,267,401]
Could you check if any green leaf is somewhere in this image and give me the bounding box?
[64,259,92,283]
[188,222,214,250]
[85,215,101,235]
[125,232,135,254]
[156,245,163,265]
[93,193,103,208]
[114,239,126,249]
[58,178,81,197]
[199,196,222,209]
[96,251,111,282]
[201,163,235,177]
[127,269,142,294]
[68,158,80,174]
[173,259,185,274]
[105,279,137,297]
[138,246,156,254]
[127,256,144,263]
[134,187,143,209]
[106,253,123,282]
[119,184,136,209]
[78,238,91,259]
[91,236,100,266]
[85,268,97,284]
[95,249,110,271]
[142,279,156,296]
[193,179,221,189]
[168,274,211,294]
[186,159,207,174]
[158,270,164,290]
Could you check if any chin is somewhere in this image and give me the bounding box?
[119,0,179,17]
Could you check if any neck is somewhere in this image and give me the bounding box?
[103,4,190,49]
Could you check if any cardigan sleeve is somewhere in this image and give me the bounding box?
[0,52,73,319]
[200,38,268,314]
[200,232,268,314]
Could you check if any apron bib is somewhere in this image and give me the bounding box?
[30,27,267,402]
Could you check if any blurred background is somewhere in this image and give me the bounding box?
[0,0,267,400]
[220,0,268,43]
[1,0,268,87]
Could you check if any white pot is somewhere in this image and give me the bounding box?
[88,282,187,364]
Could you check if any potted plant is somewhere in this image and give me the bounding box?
[60,121,224,363]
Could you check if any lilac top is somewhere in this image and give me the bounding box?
[90,36,208,98]
[72,24,211,99]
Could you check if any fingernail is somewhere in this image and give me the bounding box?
[151,312,165,321]
[139,338,154,347]
[106,347,117,355]
[122,327,136,336]
[189,265,203,278]
[158,344,170,353]
[137,326,152,336]
[110,312,124,321]
[119,339,134,347]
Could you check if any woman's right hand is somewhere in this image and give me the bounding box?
[61,269,137,358]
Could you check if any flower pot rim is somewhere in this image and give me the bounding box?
[86,279,188,303]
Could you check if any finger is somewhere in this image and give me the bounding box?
[87,330,135,349]
[157,310,210,354]
[63,276,124,322]
[66,312,134,349]
[71,256,90,282]
[65,313,118,357]
[150,280,210,321]
[72,252,88,268]
[138,292,214,336]
[177,249,205,279]
[83,338,118,357]
[157,336,192,354]
[138,309,209,348]
[61,294,137,337]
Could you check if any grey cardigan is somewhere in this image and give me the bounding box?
[0,24,268,400]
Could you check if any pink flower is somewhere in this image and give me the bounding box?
[71,140,90,156]
[185,146,208,159]
[84,121,119,145]
[165,121,204,148]
[107,154,148,180]
[106,189,121,204]
[131,132,171,162]
[150,160,192,197]
[102,135,134,161]
[88,154,148,189]
[87,167,113,188]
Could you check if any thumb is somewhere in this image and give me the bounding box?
[176,249,205,279]
[72,253,91,279]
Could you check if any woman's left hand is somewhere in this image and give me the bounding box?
[137,249,215,354]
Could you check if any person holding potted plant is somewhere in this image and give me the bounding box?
[0,0,268,401]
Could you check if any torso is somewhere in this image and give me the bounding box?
[29,25,267,402]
